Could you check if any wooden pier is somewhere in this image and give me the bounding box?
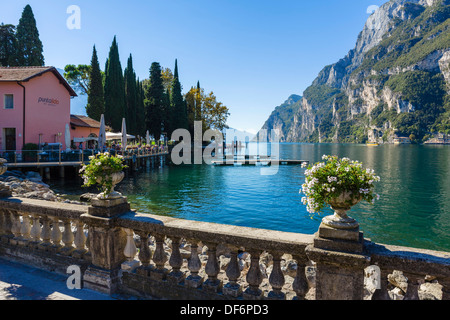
[4,151,169,180]
[211,157,309,166]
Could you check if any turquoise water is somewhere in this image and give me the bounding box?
[52,143,450,252]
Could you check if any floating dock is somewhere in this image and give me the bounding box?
[211,157,309,166]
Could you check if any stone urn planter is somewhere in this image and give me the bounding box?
[322,191,362,230]
[96,171,125,200]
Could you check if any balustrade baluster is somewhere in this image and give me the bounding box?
[73,220,87,258]
[50,217,62,252]
[122,228,139,272]
[10,211,21,245]
[371,268,391,300]
[18,213,31,246]
[29,214,42,249]
[292,254,309,300]
[243,250,264,300]
[136,232,152,276]
[186,239,203,288]
[168,237,185,284]
[268,252,286,300]
[204,242,222,292]
[403,272,421,300]
[223,245,242,297]
[39,216,52,250]
[60,219,75,255]
[150,233,167,280]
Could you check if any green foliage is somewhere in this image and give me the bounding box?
[86,46,105,121]
[0,23,18,66]
[15,5,44,66]
[79,152,127,195]
[104,36,126,132]
[64,64,91,95]
[303,85,342,108]
[170,59,188,135]
[145,62,165,141]
[124,54,138,135]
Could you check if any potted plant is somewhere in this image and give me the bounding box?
[79,152,127,200]
[301,155,380,229]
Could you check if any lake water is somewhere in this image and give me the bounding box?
[50,143,450,252]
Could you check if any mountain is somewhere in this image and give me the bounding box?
[260,0,450,143]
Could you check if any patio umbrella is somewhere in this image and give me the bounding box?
[65,123,71,151]
[98,114,106,151]
[121,118,127,152]
[146,130,150,145]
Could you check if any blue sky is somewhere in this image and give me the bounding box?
[1,0,386,133]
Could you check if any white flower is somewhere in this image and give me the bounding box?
[327,176,337,183]
[96,162,101,166]
[89,155,95,160]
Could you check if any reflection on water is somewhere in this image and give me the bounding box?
[50,143,450,252]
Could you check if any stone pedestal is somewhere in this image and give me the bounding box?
[82,196,130,294]
[306,222,370,300]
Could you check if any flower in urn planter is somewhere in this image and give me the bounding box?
[301,155,380,229]
[79,152,127,199]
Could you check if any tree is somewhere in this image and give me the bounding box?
[104,36,126,131]
[64,64,91,95]
[202,91,230,131]
[15,5,44,66]
[135,79,146,137]
[0,23,18,66]
[185,87,230,133]
[170,59,188,135]
[86,45,105,121]
[124,54,137,135]
[145,62,164,141]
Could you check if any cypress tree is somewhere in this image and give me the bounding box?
[195,81,202,122]
[104,36,126,131]
[0,24,18,66]
[171,59,188,133]
[124,54,137,135]
[86,45,104,121]
[15,5,44,66]
[135,78,146,137]
[145,62,164,141]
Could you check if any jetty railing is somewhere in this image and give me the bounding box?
[0,196,449,300]
[0,146,168,166]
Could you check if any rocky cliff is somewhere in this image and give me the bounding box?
[261,0,450,143]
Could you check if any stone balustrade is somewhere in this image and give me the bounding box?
[0,196,449,300]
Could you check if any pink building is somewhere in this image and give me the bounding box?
[0,66,77,152]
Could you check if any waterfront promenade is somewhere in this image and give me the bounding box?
[0,257,115,300]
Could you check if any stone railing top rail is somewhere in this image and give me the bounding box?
[116,211,314,256]
[366,242,450,278]
[1,197,87,220]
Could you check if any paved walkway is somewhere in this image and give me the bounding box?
[0,257,116,300]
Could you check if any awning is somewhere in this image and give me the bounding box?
[106,132,136,140]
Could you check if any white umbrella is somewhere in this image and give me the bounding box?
[98,114,106,151]
[146,130,150,145]
[65,123,71,151]
[121,118,127,152]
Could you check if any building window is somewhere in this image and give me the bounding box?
[4,94,14,109]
